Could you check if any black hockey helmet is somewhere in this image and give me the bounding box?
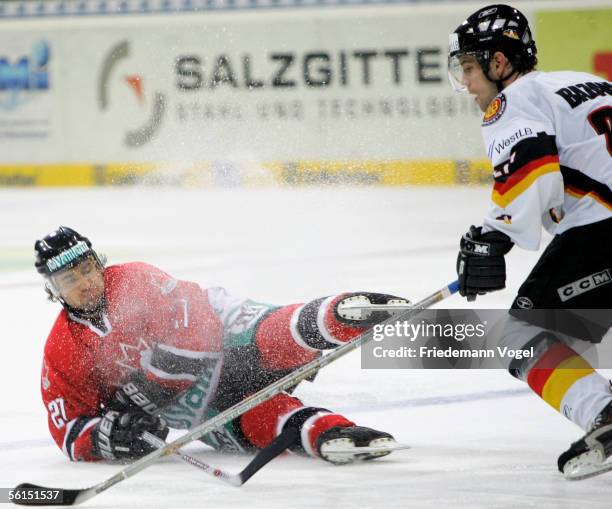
[34,226,102,278]
[448,4,537,92]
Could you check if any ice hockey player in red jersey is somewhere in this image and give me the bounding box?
[36,226,403,465]
[448,4,612,479]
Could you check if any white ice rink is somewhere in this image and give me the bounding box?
[1,187,611,508]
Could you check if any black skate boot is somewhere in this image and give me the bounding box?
[558,401,612,480]
[316,426,398,465]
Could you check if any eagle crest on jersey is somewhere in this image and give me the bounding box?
[482,93,507,126]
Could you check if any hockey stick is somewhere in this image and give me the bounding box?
[143,429,409,484]
[141,427,298,487]
[12,280,459,506]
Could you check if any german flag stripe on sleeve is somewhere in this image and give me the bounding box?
[492,155,560,207]
[491,132,560,207]
[561,165,612,211]
[527,342,594,412]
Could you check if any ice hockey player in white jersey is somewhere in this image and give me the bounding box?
[448,4,612,479]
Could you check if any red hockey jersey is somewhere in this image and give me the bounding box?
[41,262,224,461]
[41,262,366,461]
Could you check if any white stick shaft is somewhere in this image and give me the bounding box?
[141,432,241,486]
[75,281,459,502]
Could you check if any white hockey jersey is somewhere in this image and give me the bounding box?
[480,70,612,250]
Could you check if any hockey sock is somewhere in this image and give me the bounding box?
[526,339,612,430]
[255,294,368,371]
[240,393,353,455]
[280,407,354,458]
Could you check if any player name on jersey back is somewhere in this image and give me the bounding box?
[555,81,612,109]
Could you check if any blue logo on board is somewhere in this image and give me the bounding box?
[0,40,51,111]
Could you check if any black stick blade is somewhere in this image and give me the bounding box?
[238,427,298,485]
[11,483,82,506]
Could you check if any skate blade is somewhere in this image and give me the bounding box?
[322,438,409,464]
[324,442,410,456]
[563,448,612,480]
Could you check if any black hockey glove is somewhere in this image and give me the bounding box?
[456,225,513,301]
[107,370,178,416]
[92,410,169,461]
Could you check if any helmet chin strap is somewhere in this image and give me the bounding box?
[65,297,107,324]
[494,67,519,92]
[487,59,518,92]
[46,277,106,322]
[44,255,107,321]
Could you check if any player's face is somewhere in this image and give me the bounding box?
[52,257,105,312]
[458,56,498,112]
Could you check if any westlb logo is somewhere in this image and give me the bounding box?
[97,40,166,147]
[0,40,50,111]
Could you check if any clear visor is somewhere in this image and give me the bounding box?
[48,255,102,296]
[448,52,488,93]
[448,54,468,93]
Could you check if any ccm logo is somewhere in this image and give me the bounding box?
[557,269,612,302]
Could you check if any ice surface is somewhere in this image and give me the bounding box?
[1,187,611,508]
